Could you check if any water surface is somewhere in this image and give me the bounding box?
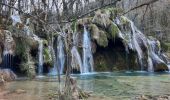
[2,72,170,100]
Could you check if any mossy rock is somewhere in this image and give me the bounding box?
[77,17,93,26]
[43,47,52,66]
[107,23,119,39]
[89,24,99,40]
[20,62,36,78]
[43,39,48,46]
[96,30,108,47]
[92,10,112,28]
[120,16,129,25]
[161,42,170,52]
[15,38,29,61]
[154,62,168,71]
[88,24,108,47]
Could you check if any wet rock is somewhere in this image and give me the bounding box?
[0,69,17,82]
[3,30,16,55]
[92,10,112,29]
[154,63,168,71]
[0,30,16,64]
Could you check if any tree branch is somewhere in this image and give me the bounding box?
[0,2,65,37]
[123,0,159,15]
[61,0,121,23]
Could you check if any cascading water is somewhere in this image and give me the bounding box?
[56,36,65,74]
[49,36,65,75]
[71,33,83,73]
[82,26,94,73]
[147,39,166,72]
[38,40,44,75]
[3,54,13,69]
[115,16,170,72]
[131,28,142,68]
[48,46,58,75]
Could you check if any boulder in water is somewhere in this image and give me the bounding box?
[0,69,17,82]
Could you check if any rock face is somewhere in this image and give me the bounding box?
[0,30,16,64]
[3,30,16,55]
[74,8,170,72]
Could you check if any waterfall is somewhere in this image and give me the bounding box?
[3,54,13,69]
[168,65,170,72]
[56,36,65,74]
[71,32,83,73]
[48,46,57,75]
[147,39,166,72]
[49,36,65,75]
[114,16,170,72]
[38,40,44,75]
[82,26,94,73]
[147,56,154,72]
[130,21,146,70]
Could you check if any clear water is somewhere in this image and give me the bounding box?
[2,72,170,100]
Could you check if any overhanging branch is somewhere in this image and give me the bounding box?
[123,0,159,15]
[0,2,65,37]
[61,0,121,23]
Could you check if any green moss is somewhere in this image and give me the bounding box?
[43,47,52,65]
[96,30,108,47]
[43,40,48,46]
[95,57,108,71]
[120,16,129,25]
[71,19,77,32]
[89,24,99,39]
[77,17,93,26]
[92,10,112,28]
[107,23,119,39]
[15,38,29,61]
[20,62,36,79]
[161,42,170,52]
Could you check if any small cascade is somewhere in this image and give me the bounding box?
[147,39,166,72]
[38,40,44,75]
[115,17,146,71]
[168,65,170,72]
[148,39,164,63]
[147,56,154,72]
[48,46,58,75]
[2,30,15,69]
[3,54,13,69]
[49,36,65,75]
[115,16,170,72]
[82,26,94,73]
[130,23,144,70]
[56,36,65,74]
[71,33,83,73]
